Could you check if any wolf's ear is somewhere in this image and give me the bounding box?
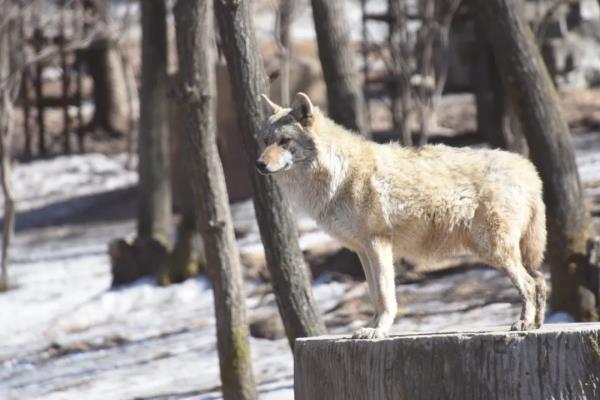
[291,92,314,127]
[260,94,282,115]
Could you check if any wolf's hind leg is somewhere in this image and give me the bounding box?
[497,259,537,331]
[529,269,546,328]
[352,239,397,339]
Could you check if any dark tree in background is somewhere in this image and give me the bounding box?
[137,0,171,246]
[473,0,594,320]
[83,0,130,135]
[173,0,257,397]
[214,0,326,349]
[275,0,294,106]
[310,0,368,137]
[473,25,507,150]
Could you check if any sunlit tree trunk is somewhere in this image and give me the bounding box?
[137,0,171,245]
[0,0,16,292]
[173,0,257,397]
[310,0,368,137]
[214,0,326,349]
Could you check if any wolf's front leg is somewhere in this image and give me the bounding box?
[353,239,397,339]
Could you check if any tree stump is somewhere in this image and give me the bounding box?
[295,323,600,399]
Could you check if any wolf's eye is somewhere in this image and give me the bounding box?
[279,137,291,146]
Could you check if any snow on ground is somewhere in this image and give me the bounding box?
[1,135,598,399]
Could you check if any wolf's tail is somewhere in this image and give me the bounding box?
[520,197,547,271]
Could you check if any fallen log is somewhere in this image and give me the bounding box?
[295,323,600,399]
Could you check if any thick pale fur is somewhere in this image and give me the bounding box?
[259,93,547,339]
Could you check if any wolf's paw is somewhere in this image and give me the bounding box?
[352,327,388,339]
[510,320,536,331]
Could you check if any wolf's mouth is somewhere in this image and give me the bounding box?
[255,162,292,175]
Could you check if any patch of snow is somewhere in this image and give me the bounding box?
[545,311,577,324]
[0,153,136,214]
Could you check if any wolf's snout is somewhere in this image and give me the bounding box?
[255,159,268,174]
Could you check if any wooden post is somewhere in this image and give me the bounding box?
[295,324,600,400]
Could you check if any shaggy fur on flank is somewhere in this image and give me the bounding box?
[257,92,547,339]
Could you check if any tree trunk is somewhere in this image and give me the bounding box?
[84,0,130,135]
[59,2,71,153]
[473,22,507,149]
[173,1,257,398]
[473,22,529,155]
[310,0,368,137]
[214,0,326,349]
[472,0,593,320]
[33,27,45,156]
[86,40,131,135]
[295,324,600,400]
[276,0,293,106]
[0,0,15,292]
[137,0,171,245]
[389,0,413,145]
[165,75,203,284]
[20,6,31,160]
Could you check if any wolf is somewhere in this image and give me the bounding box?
[257,92,547,339]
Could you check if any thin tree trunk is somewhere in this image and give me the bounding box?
[0,109,15,293]
[173,1,257,397]
[75,0,85,153]
[214,0,326,349]
[389,0,412,145]
[276,0,293,106]
[21,67,31,158]
[20,5,31,160]
[0,0,15,292]
[33,28,45,156]
[415,0,435,146]
[59,1,71,154]
[137,0,171,245]
[473,25,507,149]
[310,0,368,137]
[473,0,593,320]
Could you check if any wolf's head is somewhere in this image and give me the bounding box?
[255,92,317,175]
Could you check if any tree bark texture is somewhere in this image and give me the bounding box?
[0,0,15,292]
[137,0,172,245]
[310,0,368,137]
[173,1,257,398]
[472,0,592,320]
[295,324,600,400]
[214,0,326,349]
[166,92,203,284]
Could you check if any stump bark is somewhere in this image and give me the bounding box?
[295,323,600,400]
